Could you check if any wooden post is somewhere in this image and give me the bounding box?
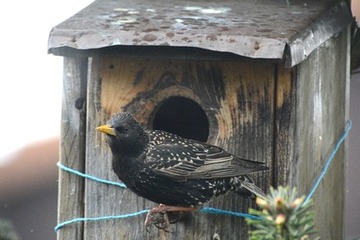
[58,57,88,239]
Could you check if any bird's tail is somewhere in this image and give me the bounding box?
[239,175,269,201]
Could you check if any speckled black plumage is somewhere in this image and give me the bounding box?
[98,112,268,207]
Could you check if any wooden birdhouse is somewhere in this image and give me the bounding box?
[49,0,353,239]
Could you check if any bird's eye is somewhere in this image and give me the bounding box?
[116,126,129,133]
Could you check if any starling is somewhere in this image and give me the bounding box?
[97,112,268,230]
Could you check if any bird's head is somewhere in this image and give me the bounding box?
[97,112,149,156]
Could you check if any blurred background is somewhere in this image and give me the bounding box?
[0,0,92,239]
[0,1,359,239]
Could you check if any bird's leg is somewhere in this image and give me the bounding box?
[145,204,197,232]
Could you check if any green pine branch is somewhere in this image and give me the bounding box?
[246,186,319,240]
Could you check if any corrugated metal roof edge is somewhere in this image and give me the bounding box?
[48,26,287,60]
[48,1,352,67]
[285,1,353,67]
[48,44,286,64]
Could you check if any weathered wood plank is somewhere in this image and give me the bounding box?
[57,56,88,240]
[85,57,150,240]
[274,65,296,187]
[84,58,274,239]
[315,29,349,240]
[295,30,349,239]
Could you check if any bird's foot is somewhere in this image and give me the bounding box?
[145,204,197,232]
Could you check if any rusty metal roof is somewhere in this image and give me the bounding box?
[48,0,352,67]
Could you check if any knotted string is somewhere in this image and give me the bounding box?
[55,120,351,232]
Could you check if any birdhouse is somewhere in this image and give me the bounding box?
[49,0,353,239]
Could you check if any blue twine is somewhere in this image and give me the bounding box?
[55,120,351,231]
[200,207,262,220]
[56,162,127,188]
[303,120,352,204]
[54,210,149,232]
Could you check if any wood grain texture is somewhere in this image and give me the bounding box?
[83,57,274,239]
[295,30,349,239]
[273,65,296,187]
[58,57,88,240]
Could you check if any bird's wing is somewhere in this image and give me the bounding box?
[146,142,268,180]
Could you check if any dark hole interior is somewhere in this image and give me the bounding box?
[151,97,209,142]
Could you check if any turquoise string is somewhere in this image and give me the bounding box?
[55,120,351,232]
[56,162,126,188]
[303,120,352,204]
[55,210,149,232]
[200,207,262,220]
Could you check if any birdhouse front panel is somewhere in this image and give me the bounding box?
[84,56,275,238]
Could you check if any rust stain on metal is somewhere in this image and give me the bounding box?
[254,41,260,51]
[143,34,158,42]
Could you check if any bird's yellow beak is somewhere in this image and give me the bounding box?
[96,124,116,136]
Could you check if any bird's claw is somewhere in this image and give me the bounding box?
[145,204,170,232]
[144,204,197,232]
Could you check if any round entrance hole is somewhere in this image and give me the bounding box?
[150,97,209,142]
